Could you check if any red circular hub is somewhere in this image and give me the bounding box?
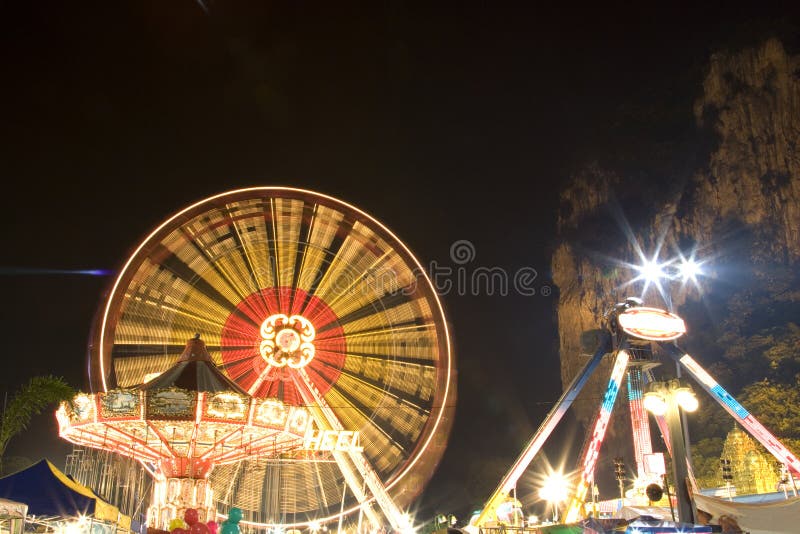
[220,287,346,405]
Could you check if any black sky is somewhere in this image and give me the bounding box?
[1,0,798,522]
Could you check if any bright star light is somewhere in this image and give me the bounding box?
[630,252,669,298]
[639,259,666,284]
[675,252,704,286]
[539,472,569,503]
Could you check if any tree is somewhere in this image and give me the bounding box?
[739,377,800,456]
[0,375,75,475]
[691,437,725,488]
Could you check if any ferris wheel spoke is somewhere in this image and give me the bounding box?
[307,232,387,311]
[316,359,431,415]
[272,197,303,296]
[324,381,416,455]
[247,364,273,395]
[180,226,267,320]
[123,278,232,336]
[285,202,317,313]
[227,203,273,295]
[215,352,259,369]
[110,344,189,357]
[295,214,354,318]
[155,241,240,311]
[226,363,255,382]
[338,321,436,339]
[316,292,410,332]
[258,200,280,306]
[342,350,436,368]
[322,253,394,311]
[294,206,358,311]
[221,213,265,296]
[225,207,275,317]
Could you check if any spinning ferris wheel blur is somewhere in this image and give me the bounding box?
[87,187,456,529]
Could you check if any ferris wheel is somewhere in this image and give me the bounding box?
[88,187,456,530]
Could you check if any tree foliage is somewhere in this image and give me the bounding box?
[688,320,800,485]
[0,375,75,473]
[740,376,800,456]
[691,437,726,488]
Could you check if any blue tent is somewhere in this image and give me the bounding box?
[0,459,121,523]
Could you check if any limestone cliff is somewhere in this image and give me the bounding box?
[552,39,800,456]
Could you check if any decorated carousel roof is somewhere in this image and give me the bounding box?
[140,335,245,393]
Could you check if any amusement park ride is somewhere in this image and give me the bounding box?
[53,186,799,532]
[470,297,800,529]
[56,188,456,532]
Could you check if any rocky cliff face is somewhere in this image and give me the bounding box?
[552,39,800,452]
[690,39,800,262]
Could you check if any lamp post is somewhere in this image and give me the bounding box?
[643,379,698,524]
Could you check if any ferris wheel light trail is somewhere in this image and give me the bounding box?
[86,187,454,530]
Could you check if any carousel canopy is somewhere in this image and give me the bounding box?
[140,336,245,393]
[0,460,125,524]
[57,334,311,477]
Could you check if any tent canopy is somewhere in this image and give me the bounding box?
[0,459,123,524]
[694,492,800,534]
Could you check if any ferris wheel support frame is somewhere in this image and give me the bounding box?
[294,368,407,531]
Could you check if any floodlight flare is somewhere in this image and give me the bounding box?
[673,251,707,288]
[643,392,667,416]
[677,258,701,281]
[674,388,699,412]
[539,472,569,503]
[639,259,666,283]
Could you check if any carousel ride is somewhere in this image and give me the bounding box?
[57,188,456,532]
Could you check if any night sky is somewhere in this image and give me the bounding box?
[1,1,797,523]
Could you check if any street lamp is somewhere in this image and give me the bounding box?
[644,379,698,524]
[539,472,569,523]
